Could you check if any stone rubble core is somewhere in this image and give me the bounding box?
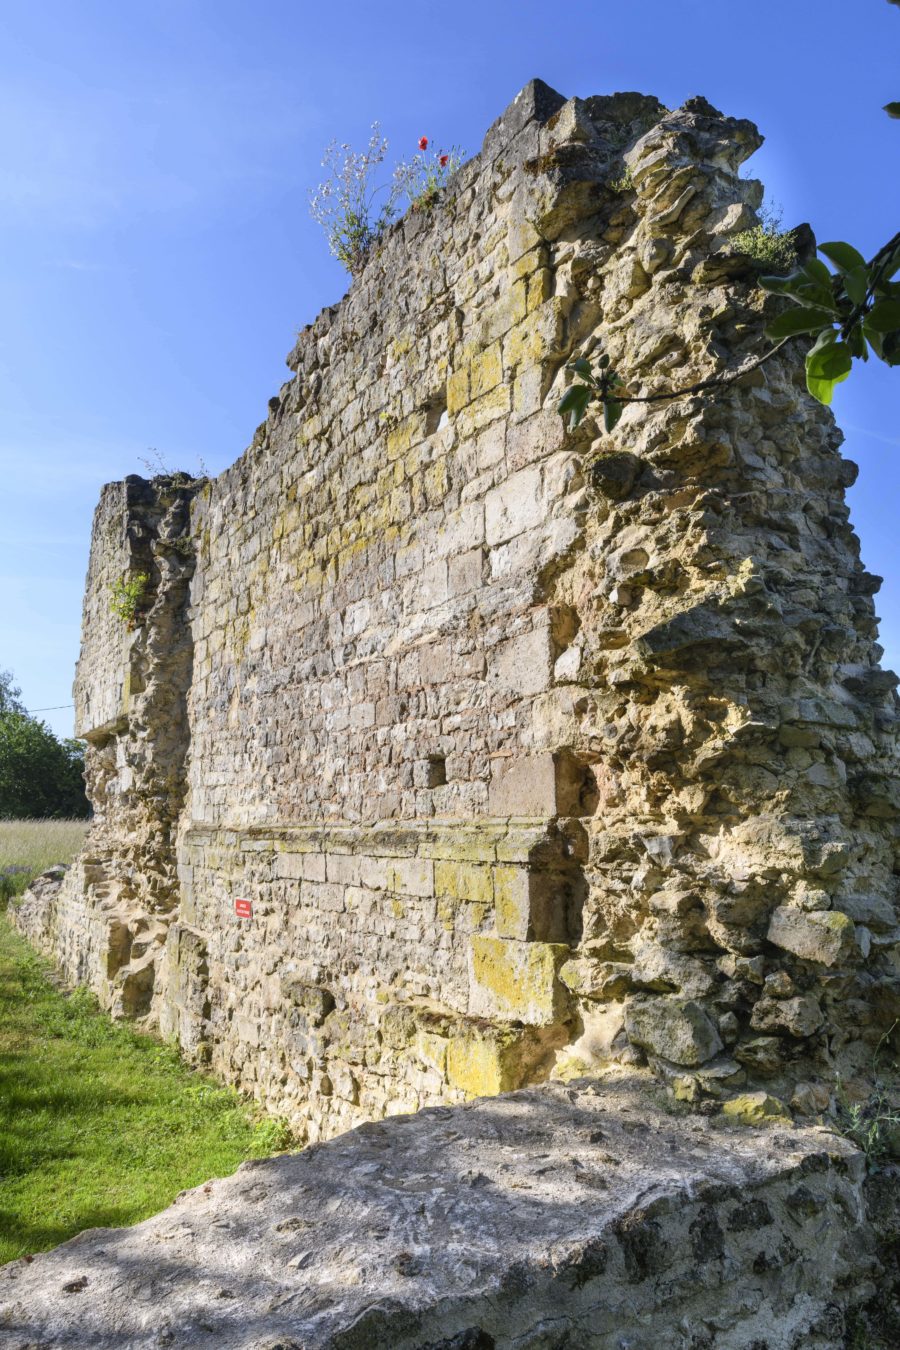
[1,1081,898,1349]
[11,77,900,1137]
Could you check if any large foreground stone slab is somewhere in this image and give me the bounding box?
[1,1080,895,1349]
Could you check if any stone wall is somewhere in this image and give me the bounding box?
[13,79,900,1140]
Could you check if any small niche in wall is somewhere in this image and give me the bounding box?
[553,749,600,818]
[426,755,448,788]
[425,396,448,435]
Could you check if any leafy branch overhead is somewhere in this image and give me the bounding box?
[560,0,900,432]
[759,237,900,404]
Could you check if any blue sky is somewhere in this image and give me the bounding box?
[1,0,898,739]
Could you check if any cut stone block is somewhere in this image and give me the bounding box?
[468,935,570,1025]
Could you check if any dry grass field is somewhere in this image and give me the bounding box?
[0,818,89,904]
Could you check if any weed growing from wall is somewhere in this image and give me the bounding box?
[730,203,798,273]
[110,572,150,629]
[309,128,464,274]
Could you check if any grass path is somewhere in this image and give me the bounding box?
[0,916,289,1264]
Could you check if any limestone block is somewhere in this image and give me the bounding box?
[767,906,858,967]
[5,1081,890,1350]
[386,857,435,898]
[488,754,557,816]
[468,935,570,1025]
[835,893,898,934]
[494,865,578,943]
[485,466,543,545]
[559,955,633,1000]
[750,994,824,1039]
[625,996,723,1067]
[721,1091,791,1125]
[488,626,553,701]
[445,1025,535,1096]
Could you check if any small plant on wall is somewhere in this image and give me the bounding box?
[110,572,150,629]
[397,136,465,212]
[309,128,464,275]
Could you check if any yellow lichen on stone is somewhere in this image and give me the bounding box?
[468,343,503,399]
[722,1092,791,1126]
[493,866,530,939]
[446,366,469,415]
[457,385,511,439]
[503,320,545,372]
[526,268,553,312]
[387,413,425,460]
[434,861,494,907]
[415,1029,448,1074]
[389,334,412,361]
[445,1027,526,1097]
[510,246,543,282]
[423,459,449,506]
[469,936,569,1025]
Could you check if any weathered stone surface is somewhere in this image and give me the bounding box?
[11,78,900,1134]
[750,994,824,1039]
[767,906,858,967]
[1,1080,895,1350]
[625,996,723,1066]
[722,1090,792,1125]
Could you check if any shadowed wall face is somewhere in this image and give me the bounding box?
[14,81,900,1140]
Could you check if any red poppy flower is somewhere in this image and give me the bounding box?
[418,136,429,151]
[440,154,449,167]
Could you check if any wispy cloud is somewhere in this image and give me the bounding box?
[46,258,121,272]
[842,422,900,449]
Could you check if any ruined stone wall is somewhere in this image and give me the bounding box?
[15,475,198,1018]
[14,80,900,1142]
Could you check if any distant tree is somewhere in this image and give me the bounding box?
[0,675,89,819]
[0,670,25,716]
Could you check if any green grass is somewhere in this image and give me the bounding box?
[0,818,89,904]
[0,916,292,1264]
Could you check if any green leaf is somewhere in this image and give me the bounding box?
[805,339,852,405]
[603,399,623,433]
[819,241,867,274]
[570,357,593,379]
[558,384,592,428]
[863,321,885,360]
[806,326,837,358]
[846,324,868,360]
[882,332,900,365]
[806,336,851,378]
[866,298,900,332]
[802,258,834,289]
[760,269,835,309]
[764,307,835,341]
[885,102,900,119]
[842,265,870,307]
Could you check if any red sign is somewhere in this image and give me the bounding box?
[234,898,252,919]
